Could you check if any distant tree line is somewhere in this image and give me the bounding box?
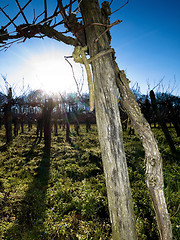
[0,87,179,152]
[0,88,96,150]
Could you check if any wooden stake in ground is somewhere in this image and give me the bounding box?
[80,1,137,239]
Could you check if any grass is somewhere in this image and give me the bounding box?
[0,123,179,239]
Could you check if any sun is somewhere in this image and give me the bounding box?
[28,50,81,93]
[15,48,86,94]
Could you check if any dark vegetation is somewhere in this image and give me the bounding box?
[0,88,179,239]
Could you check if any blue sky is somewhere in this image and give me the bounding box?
[0,0,180,96]
[110,0,180,95]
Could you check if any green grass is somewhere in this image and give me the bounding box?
[0,124,179,239]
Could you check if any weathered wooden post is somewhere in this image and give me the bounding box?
[80,1,137,239]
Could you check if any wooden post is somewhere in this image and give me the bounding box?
[80,1,137,239]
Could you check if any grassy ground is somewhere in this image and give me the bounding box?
[0,124,179,239]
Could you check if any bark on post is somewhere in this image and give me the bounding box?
[150,90,176,154]
[80,1,137,239]
[115,69,172,240]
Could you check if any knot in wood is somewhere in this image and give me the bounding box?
[150,158,156,166]
[72,45,87,64]
[149,175,157,187]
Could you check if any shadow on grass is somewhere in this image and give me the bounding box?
[5,148,51,240]
[24,137,39,163]
[0,142,11,152]
[0,143,8,152]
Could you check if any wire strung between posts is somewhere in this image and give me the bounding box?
[64,56,83,98]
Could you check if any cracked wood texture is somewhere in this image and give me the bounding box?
[116,69,172,240]
[79,1,137,239]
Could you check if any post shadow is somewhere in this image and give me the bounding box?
[4,148,51,239]
[25,138,38,163]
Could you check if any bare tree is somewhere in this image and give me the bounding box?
[0,1,172,239]
[3,87,13,143]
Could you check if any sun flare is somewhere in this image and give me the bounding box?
[14,49,86,94]
[28,51,80,93]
